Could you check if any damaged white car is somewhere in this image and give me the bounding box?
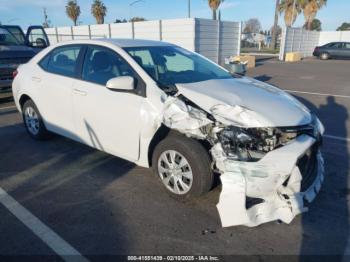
[12,39,325,227]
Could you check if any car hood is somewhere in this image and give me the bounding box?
[175,77,312,128]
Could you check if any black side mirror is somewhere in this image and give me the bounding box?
[35,38,47,48]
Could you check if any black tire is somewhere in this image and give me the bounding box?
[152,132,213,200]
[22,99,52,140]
[320,52,330,60]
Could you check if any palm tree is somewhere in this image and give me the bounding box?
[66,0,81,26]
[302,0,327,30]
[208,0,224,20]
[278,0,303,27]
[91,0,107,24]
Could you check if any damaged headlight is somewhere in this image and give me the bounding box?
[217,126,299,162]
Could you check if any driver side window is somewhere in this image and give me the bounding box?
[82,46,135,86]
[27,28,48,47]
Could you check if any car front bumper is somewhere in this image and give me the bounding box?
[214,134,324,227]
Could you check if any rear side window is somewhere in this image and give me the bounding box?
[329,43,343,49]
[41,46,82,78]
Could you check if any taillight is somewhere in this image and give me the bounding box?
[12,69,18,79]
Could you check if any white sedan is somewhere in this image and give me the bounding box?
[12,39,325,227]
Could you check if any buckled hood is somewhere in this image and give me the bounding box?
[175,77,312,128]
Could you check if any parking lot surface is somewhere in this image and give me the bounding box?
[1,58,350,261]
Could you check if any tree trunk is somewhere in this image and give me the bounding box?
[271,0,280,50]
[307,20,312,30]
[212,9,217,20]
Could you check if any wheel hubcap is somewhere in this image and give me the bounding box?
[157,150,193,195]
[24,106,39,135]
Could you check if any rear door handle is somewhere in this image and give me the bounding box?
[73,89,87,96]
[31,76,41,82]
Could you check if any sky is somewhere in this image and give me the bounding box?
[0,0,349,31]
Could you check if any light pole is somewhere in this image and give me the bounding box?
[188,0,191,18]
[272,0,280,49]
[129,0,145,20]
[7,18,19,23]
[291,0,296,27]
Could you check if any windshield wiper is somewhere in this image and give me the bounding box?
[158,83,178,95]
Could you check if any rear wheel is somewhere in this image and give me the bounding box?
[320,52,329,60]
[22,99,51,140]
[152,132,213,200]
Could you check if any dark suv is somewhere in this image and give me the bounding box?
[0,25,49,89]
[313,42,350,60]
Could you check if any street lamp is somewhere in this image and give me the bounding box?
[7,18,19,23]
[129,0,145,20]
[188,0,191,18]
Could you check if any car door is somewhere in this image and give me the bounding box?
[26,26,50,53]
[328,42,343,58]
[37,45,84,139]
[72,45,145,161]
[343,43,350,59]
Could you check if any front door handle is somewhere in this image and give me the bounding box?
[73,89,87,96]
[31,76,41,82]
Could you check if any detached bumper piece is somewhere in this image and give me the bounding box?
[215,135,325,227]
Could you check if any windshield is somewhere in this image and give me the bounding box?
[124,45,232,87]
[0,28,21,46]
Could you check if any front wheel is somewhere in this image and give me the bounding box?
[152,132,213,200]
[22,99,52,140]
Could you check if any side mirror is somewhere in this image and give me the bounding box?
[35,38,47,48]
[106,76,135,91]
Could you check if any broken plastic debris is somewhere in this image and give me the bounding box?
[162,96,212,139]
[160,94,324,228]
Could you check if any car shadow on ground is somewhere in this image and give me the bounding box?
[254,75,349,258]
[296,95,349,260]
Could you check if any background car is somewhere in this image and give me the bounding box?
[0,25,49,90]
[313,42,350,60]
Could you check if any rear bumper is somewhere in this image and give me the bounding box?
[0,79,13,89]
[215,135,324,227]
[0,65,17,89]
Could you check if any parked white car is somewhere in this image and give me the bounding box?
[12,39,325,227]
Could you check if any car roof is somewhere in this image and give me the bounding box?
[92,38,174,48]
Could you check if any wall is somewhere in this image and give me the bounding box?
[195,19,241,64]
[279,27,350,60]
[319,31,350,46]
[44,18,241,64]
[279,27,320,60]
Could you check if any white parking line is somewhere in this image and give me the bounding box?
[284,89,350,99]
[0,106,16,111]
[0,187,88,262]
[324,135,350,142]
